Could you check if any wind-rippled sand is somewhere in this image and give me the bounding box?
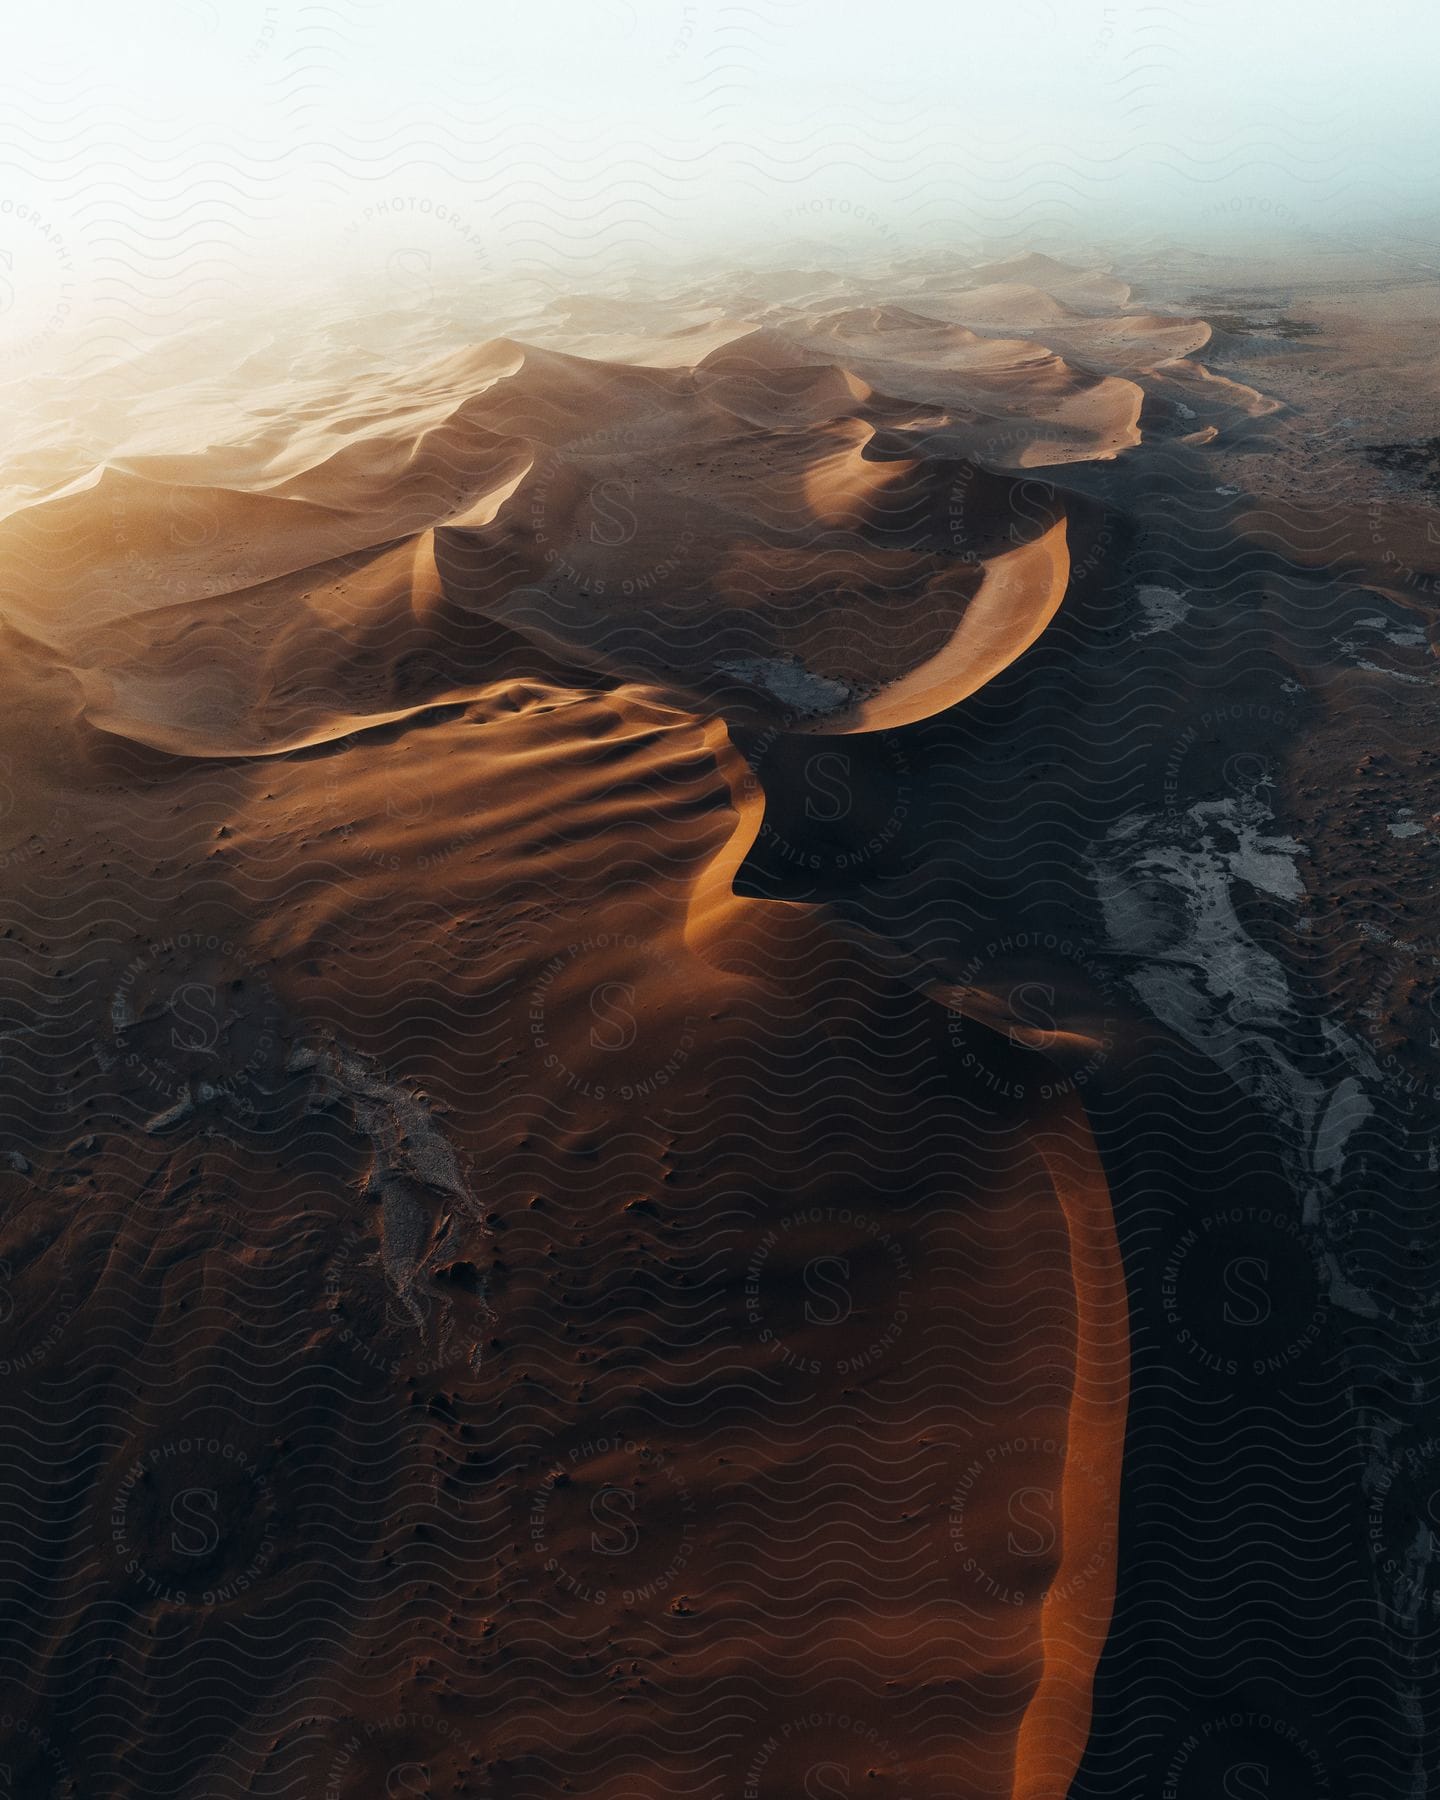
[0,248,1434,1797]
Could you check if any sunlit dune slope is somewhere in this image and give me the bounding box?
[0,253,1169,1800]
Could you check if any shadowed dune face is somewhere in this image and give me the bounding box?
[0,667,1126,1799]
[3,246,1433,1799]
[0,257,1140,1800]
[12,316,1099,752]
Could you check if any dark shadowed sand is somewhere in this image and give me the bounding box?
[0,245,1434,1798]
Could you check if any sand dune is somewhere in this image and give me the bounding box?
[804,519,1072,733]
[0,629,1128,1799]
[10,242,1412,1797]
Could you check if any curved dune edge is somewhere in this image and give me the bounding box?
[61,327,1120,1799]
[1014,1103,1130,1800]
[72,508,1072,765]
[800,518,1072,734]
[683,712,779,964]
[73,675,482,758]
[33,275,1128,1792]
[682,591,1129,1793]
[690,734,1130,1795]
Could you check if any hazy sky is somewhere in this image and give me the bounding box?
[3,0,1437,358]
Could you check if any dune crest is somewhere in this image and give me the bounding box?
[801,518,1072,733]
[0,249,1199,1800]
